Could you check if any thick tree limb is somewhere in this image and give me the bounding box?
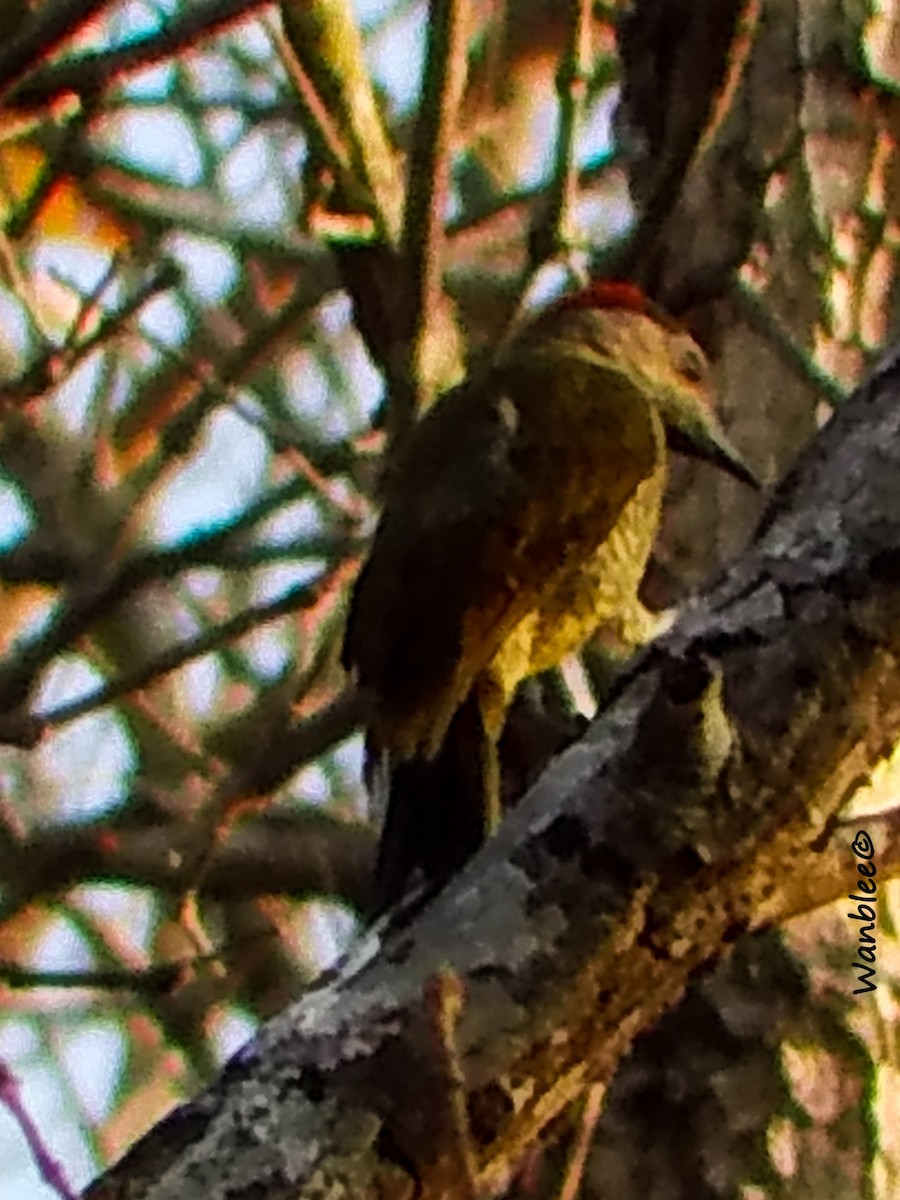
[82,345,900,1200]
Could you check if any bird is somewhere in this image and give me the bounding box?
[343,280,760,913]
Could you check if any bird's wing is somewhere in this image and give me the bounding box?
[343,357,664,758]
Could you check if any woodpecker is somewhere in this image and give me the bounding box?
[343,281,760,913]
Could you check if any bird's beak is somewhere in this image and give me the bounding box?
[666,425,763,490]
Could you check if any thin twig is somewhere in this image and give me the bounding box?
[398,0,471,432]
[446,149,621,240]
[0,456,359,732]
[1,262,182,410]
[233,399,369,521]
[536,0,594,269]
[0,500,353,589]
[113,279,341,472]
[278,0,403,240]
[498,0,594,349]
[424,967,480,1200]
[557,1084,605,1200]
[217,683,365,808]
[0,0,110,100]
[733,279,846,408]
[0,1061,77,1200]
[5,0,271,107]
[166,602,349,917]
[90,166,337,264]
[0,960,184,992]
[39,570,347,729]
[272,21,362,213]
[0,801,373,921]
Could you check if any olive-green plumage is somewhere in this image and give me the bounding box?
[344,283,759,912]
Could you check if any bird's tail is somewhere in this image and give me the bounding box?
[367,692,493,917]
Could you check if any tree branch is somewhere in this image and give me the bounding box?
[398,0,471,431]
[0,809,373,920]
[5,0,272,108]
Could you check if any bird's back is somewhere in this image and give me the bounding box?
[345,350,666,757]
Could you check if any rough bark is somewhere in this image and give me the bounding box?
[81,336,900,1199]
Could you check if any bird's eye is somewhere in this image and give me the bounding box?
[678,347,707,384]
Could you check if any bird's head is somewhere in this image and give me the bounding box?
[523,281,761,490]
